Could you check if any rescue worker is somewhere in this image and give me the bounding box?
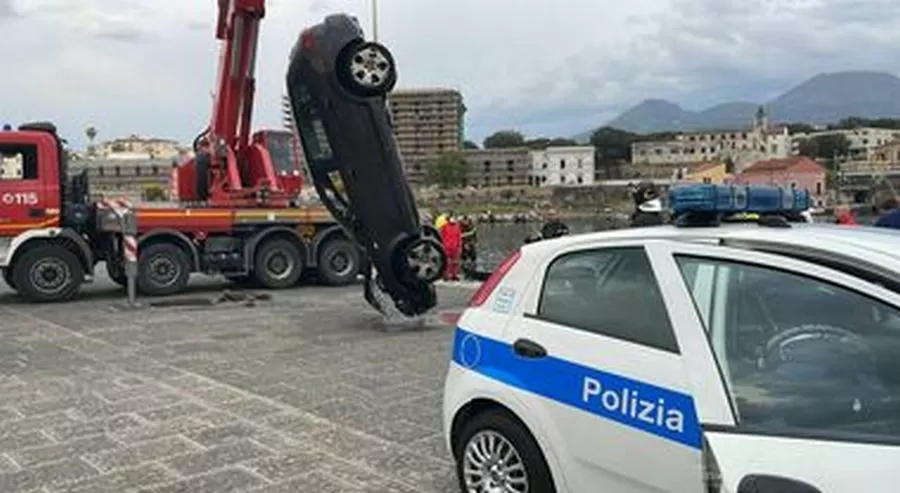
[540,209,569,239]
[440,214,463,281]
[834,205,857,225]
[629,181,665,227]
[434,211,448,231]
[460,215,477,276]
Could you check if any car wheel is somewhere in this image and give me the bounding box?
[2,267,18,291]
[337,41,397,97]
[138,243,191,296]
[317,238,360,286]
[402,237,445,283]
[253,238,304,289]
[12,245,83,302]
[455,409,556,493]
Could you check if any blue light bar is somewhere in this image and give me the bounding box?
[669,184,810,218]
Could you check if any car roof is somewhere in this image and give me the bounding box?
[521,223,900,273]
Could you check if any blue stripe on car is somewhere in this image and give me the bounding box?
[452,327,702,449]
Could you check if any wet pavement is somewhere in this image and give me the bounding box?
[0,270,477,492]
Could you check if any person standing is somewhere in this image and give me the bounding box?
[874,198,900,229]
[540,210,569,239]
[629,181,665,227]
[460,215,477,275]
[834,205,857,225]
[440,214,463,281]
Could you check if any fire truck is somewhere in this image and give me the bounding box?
[0,1,416,308]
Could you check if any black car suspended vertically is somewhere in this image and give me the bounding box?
[286,13,446,317]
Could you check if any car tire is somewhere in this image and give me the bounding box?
[336,41,397,98]
[401,237,446,283]
[12,244,83,302]
[253,238,304,289]
[2,267,18,291]
[317,238,360,286]
[138,243,191,296]
[455,409,557,493]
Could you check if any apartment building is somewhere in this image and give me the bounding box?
[388,88,466,183]
[464,147,531,187]
[96,135,185,161]
[792,127,900,161]
[529,146,596,186]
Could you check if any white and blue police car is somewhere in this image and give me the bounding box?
[443,184,900,493]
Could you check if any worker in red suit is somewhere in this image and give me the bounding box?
[440,213,463,281]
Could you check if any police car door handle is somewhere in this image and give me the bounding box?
[513,339,547,359]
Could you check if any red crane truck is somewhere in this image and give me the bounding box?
[0,1,378,303]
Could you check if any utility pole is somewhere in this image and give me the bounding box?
[371,0,378,42]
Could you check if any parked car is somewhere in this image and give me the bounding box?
[443,184,899,493]
[286,14,446,316]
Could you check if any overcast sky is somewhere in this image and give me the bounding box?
[2,0,899,148]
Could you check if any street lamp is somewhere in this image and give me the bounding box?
[371,0,378,42]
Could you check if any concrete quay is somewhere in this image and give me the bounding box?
[0,272,475,492]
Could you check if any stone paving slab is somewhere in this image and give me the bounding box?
[0,278,473,492]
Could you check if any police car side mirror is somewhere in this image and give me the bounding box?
[737,474,822,493]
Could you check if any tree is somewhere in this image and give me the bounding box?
[483,130,525,149]
[143,184,167,202]
[549,137,577,146]
[785,122,815,134]
[524,137,551,150]
[797,134,851,161]
[426,151,468,188]
[590,126,638,179]
[463,140,479,150]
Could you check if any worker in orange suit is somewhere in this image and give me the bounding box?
[440,213,463,281]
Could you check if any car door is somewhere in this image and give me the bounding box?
[659,241,900,492]
[510,240,708,493]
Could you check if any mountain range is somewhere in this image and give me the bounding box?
[575,71,900,139]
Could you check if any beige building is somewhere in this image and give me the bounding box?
[792,127,900,161]
[95,135,185,161]
[388,88,466,183]
[70,158,174,203]
[631,107,791,173]
[463,147,531,188]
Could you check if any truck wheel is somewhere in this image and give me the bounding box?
[253,238,304,289]
[105,261,126,287]
[2,268,17,291]
[138,243,191,296]
[12,244,83,302]
[317,238,360,286]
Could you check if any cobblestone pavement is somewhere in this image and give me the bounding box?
[0,275,476,492]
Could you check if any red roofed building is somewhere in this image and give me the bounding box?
[727,156,827,205]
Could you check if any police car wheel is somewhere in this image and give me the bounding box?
[2,268,17,291]
[455,409,556,493]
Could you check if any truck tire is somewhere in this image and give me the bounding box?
[317,238,360,286]
[105,261,126,287]
[12,244,83,302]
[2,268,17,291]
[138,243,191,296]
[253,238,304,289]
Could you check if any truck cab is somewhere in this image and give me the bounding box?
[0,123,64,235]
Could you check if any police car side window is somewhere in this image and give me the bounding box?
[676,255,900,443]
[537,247,679,353]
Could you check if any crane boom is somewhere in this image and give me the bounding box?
[209,0,265,154]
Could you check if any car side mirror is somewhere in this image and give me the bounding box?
[737,474,822,493]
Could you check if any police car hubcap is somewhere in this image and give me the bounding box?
[463,431,528,492]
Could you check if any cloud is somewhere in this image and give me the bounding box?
[1,0,899,148]
[474,0,900,139]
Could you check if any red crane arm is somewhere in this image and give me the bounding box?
[209,0,265,154]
